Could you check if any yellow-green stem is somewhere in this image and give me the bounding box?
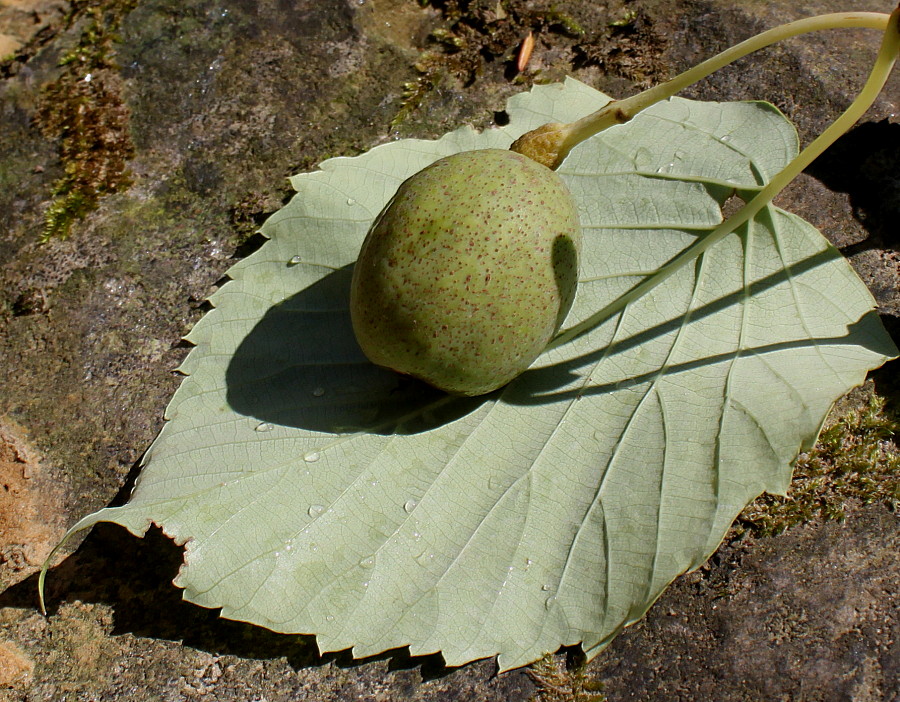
[548,6,900,350]
[512,12,891,169]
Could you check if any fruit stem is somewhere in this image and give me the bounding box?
[548,5,900,350]
[511,12,891,169]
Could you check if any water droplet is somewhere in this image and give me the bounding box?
[346,197,356,206]
[416,551,435,567]
[312,387,325,397]
[525,558,533,569]
[255,422,273,432]
[633,146,653,167]
[304,451,321,463]
[359,556,375,568]
[308,504,326,517]
[403,499,418,513]
[310,542,319,552]
[411,530,421,541]
[541,584,551,591]
[285,541,294,551]
[288,255,303,265]
[544,595,557,610]
[721,134,732,142]
[325,615,335,622]
[274,551,281,558]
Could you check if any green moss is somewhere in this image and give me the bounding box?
[737,387,899,537]
[35,0,137,240]
[528,653,606,702]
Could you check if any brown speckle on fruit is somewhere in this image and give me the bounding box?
[350,149,581,396]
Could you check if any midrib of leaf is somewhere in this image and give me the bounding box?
[580,271,661,283]
[581,221,719,232]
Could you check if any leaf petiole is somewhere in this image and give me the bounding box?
[547,6,900,351]
[512,12,893,168]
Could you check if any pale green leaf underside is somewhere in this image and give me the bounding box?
[66,78,896,670]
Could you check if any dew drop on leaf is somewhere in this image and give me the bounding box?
[308,504,326,517]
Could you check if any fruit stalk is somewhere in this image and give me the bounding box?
[548,4,900,350]
[512,12,893,169]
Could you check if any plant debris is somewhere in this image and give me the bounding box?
[394,0,588,127]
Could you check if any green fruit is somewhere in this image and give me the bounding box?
[350,148,582,396]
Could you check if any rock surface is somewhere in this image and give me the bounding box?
[0,0,897,699]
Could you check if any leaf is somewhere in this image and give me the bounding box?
[52,78,897,670]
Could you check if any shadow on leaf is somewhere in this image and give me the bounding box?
[511,246,898,405]
[225,264,487,435]
[225,248,897,417]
